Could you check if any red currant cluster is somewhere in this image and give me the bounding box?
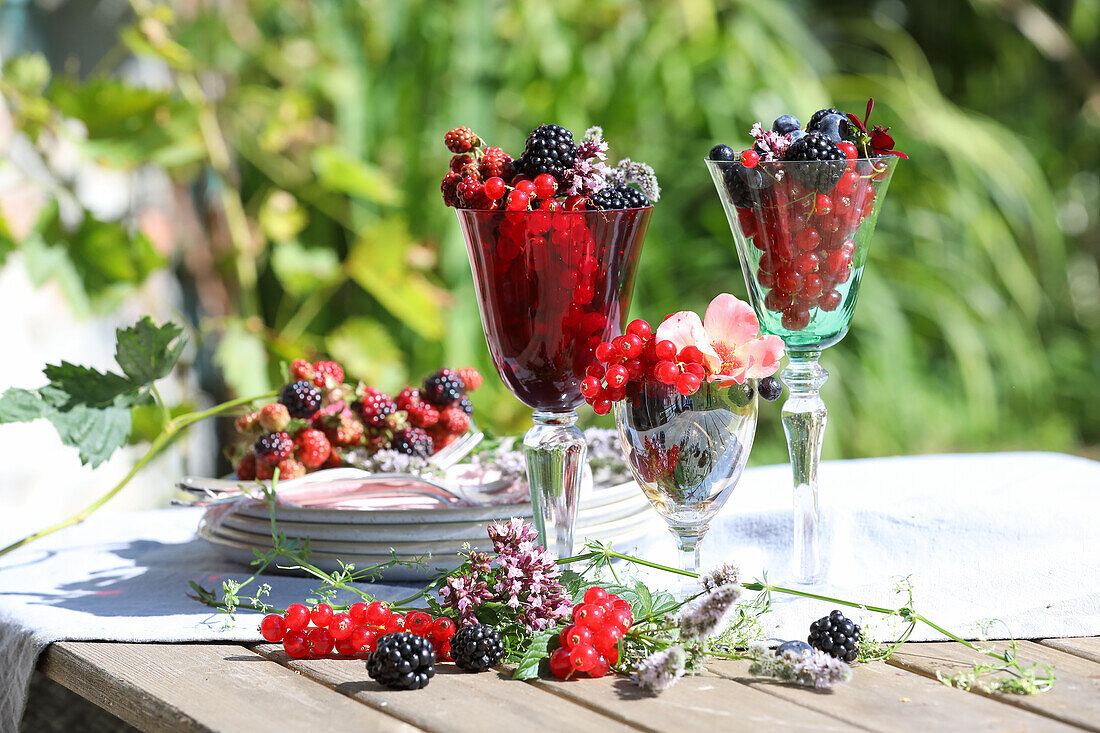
[548,587,634,679]
[260,602,457,661]
[232,362,482,479]
[738,144,885,331]
[580,318,710,414]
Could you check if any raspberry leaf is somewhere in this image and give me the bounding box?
[46,400,136,468]
[42,362,137,409]
[0,388,50,423]
[115,317,185,385]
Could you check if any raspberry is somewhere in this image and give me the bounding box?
[294,427,331,468]
[809,610,862,663]
[357,392,396,428]
[395,387,421,411]
[289,358,314,381]
[455,368,482,391]
[321,412,364,448]
[449,153,477,176]
[429,428,457,451]
[444,126,480,154]
[421,369,465,407]
[312,360,344,389]
[450,624,505,672]
[367,632,436,689]
[478,146,514,181]
[254,431,293,465]
[276,457,306,480]
[235,453,257,480]
[406,401,439,428]
[392,427,433,457]
[441,171,462,208]
[255,461,274,480]
[322,450,343,469]
[258,403,291,432]
[279,380,322,419]
[234,412,260,434]
[440,407,470,434]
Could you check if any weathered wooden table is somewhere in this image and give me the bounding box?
[36,636,1100,732]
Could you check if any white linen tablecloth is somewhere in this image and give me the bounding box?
[1,451,1097,732]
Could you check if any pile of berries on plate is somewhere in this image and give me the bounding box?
[708,100,904,332]
[231,360,482,481]
[439,124,659,212]
[260,601,457,662]
[579,318,783,413]
[548,586,634,679]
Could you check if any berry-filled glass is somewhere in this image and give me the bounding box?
[706,102,903,584]
[456,206,651,558]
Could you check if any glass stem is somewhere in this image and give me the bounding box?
[672,530,703,599]
[523,410,586,561]
[779,352,829,585]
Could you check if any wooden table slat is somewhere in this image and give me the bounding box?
[508,665,862,732]
[887,640,1100,732]
[40,641,421,733]
[1039,637,1100,664]
[252,643,638,733]
[707,654,1081,733]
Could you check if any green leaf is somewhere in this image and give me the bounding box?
[345,219,446,340]
[42,362,138,409]
[215,320,272,397]
[114,317,185,385]
[2,54,50,95]
[311,146,402,206]
[324,317,406,392]
[512,629,558,680]
[0,388,50,424]
[259,191,309,243]
[47,400,134,468]
[270,240,340,297]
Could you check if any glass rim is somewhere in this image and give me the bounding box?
[703,156,901,166]
[453,205,654,213]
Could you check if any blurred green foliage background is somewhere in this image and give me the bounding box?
[1,0,1097,466]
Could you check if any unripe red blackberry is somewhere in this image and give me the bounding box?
[444,127,480,154]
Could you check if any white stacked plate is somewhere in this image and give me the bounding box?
[198,478,659,581]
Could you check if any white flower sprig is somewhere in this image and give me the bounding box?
[747,643,853,689]
[678,583,742,641]
[633,645,687,692]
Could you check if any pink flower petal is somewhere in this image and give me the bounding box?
[655,311,722,371]
[703,293,760,347]
[741,335,786,379]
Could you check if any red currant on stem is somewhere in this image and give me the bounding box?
[306,627,335,656]
[349,626,378,654]
[483,177,506,201]
[585,363,605,380]
[592,398,612,416]
[506,190,530,211]
[334,637,357,656]
[679,345,706,365]
[588,655,611,678]
[284,603,310,631]
[594,341,617,363]
[580,376,602,398]
[574,603,607,629]
[592,625,623,656]
[618,333,644,359]
[676,372,701,396]
[549,647,574,679]
[329,612,355,640]
[406,611,433,635]
[605,364,628,388]
[364,600,391,626]
[740,149,760,168]
[514,180,537,196]
[814,193,833,216]
[533,173,558,199]
[570,644,600,672]
[683,362,705,379]
[654,339,677,361]
[561,624,593,649]
[835,170,859,196]
[348,602,369,626]
[607,608,634,631]
[626,319,652,340]
[837,140,858,161]
[430,617,456,642]
[310,603,334,628]
[796,228,820,251]
[655,360,680,385]
[260,614,286,642]
[283,630,308,658]
[384,614,407,634]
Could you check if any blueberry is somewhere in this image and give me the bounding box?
[787,129,807,144]
[776,640,813,657]
[814,113,850,144]
[772,114,801,134]
[758,376,783,402]
[709,144,738,162]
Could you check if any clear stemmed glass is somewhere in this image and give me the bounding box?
[455,206,651,559]
[706,156,898,584]
[614,380,757,595]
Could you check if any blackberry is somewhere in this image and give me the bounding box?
[367,632,436,690]
[279,380,322,419]
[776,639,813,657]
[783,132,846,193]
[808,107,844,131]
[758,376,783,402]
[588,185,650,210]
[772,114,801,134]
[708,144,738,163]
[392,427,433,457]
[422,370,465,406]
[721,163,772,207]
[356,392,396,428]
[450,624,505,672]
[808,610,862,663]
[515,124,577,183]
[254,431,293,465]
[456,393,473,415]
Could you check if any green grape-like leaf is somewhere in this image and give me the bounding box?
[115,317,185,385]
